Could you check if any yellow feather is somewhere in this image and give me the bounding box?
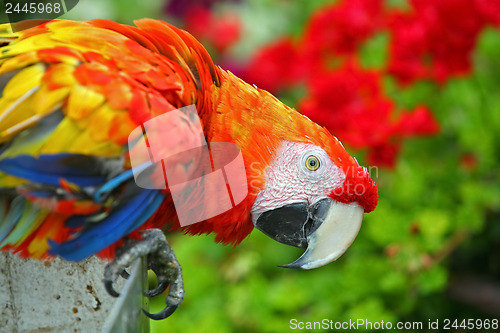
[0,173,28,187]
[45,20,89,31]
[0,34,57,58]
[31,85,70,115]
[2,63,44,98]
[70,129,123,156]
[0,84,69,141]
[44,63,77,88]
[38,117,81,153]
[40,117,122,156]
[0,87,38,141]
[87,104,121,142]
[50,25,129,54]
[67,84,105,120]
[0,51,39,74]
[0,23,14,35]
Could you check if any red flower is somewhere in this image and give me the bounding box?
[185,6,241,53]
[386,11,430,84]
[301,0,384,60]
[394,106,440,137]
[474,0,500,26]
[367,143,401,168]
[183,6,212,39]
[387,0,495,84]
[300,61,394,149]
[299,61,439,168]
[242,38,302,93]
[242,0,385,93]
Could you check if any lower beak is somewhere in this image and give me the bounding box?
[254,198,364,269]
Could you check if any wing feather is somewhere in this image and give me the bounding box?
[0,19,219,259]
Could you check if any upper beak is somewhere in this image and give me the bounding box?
[254,198,364,269]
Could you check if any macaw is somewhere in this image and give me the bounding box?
[0,19,378,319]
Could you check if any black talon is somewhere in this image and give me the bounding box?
[104,261,125,297]
[143,263,184,319]
[144,280,170,298]
[104,279,120,297]
[102,228,184,319]
[144,304,178,320]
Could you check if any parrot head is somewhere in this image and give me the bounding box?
[250,139,377,269]
[205,70,379,270]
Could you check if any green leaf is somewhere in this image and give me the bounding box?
[417,265,448,295]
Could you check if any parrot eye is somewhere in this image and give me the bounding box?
[305,155,320,171]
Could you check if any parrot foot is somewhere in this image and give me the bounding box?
[104,228,184,320]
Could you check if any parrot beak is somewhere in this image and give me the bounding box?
[254,198,364,269]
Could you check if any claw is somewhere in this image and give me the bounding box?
[104,261,127,298]
[102,228,184,319]
[104,279,120,297]
[144,304,178,320]
[143,263,184,319]
[144,280,169,298]
[104,268,129,296]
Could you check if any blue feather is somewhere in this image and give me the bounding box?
[0,154,108,187]
[48,189,164,261]
[93,161,153,202]
[64,162,156,228]
[64,214,89,229]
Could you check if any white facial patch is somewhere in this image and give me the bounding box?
[251,141,345,224]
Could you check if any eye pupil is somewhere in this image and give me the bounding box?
[305,155,320,171]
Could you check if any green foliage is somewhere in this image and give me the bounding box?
[61,0,164,23]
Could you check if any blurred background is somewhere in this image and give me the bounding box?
[58,0,500,331]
